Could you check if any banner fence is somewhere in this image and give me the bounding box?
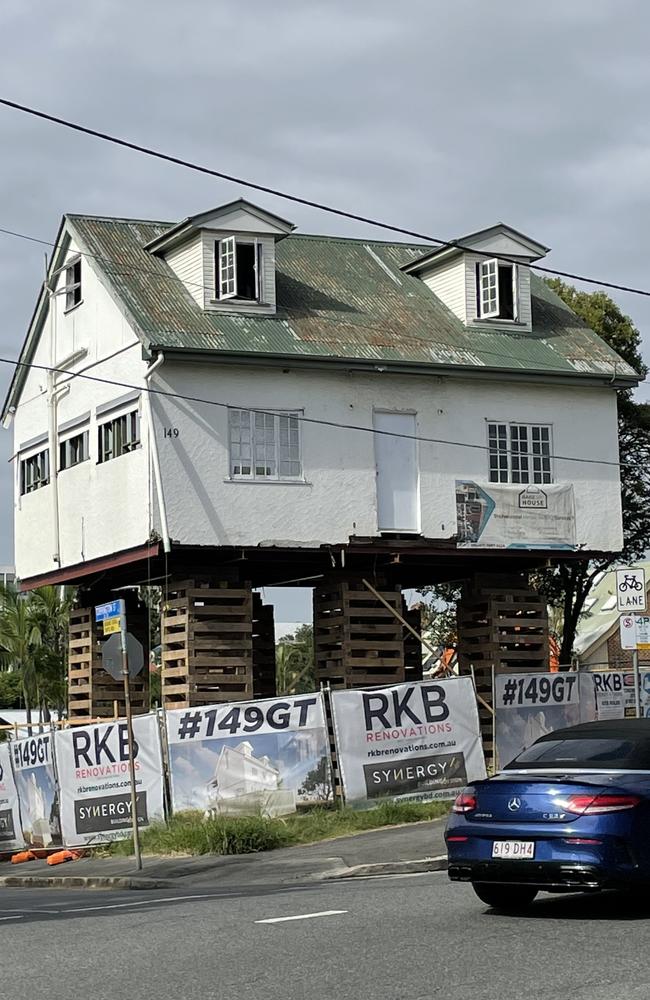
[2,668,648,852]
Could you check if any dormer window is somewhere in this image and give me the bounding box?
[215,237,261,302]
[478,259,517,321]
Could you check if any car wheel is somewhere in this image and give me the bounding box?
[472,883,538,910]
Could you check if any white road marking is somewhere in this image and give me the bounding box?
[64,893,230,913]
[256,909,348,924]
[0,915,24,922]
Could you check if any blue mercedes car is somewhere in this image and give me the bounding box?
[445,719,650,910]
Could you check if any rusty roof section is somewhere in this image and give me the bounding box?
[59,215,643,382]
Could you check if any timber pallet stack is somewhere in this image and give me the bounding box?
[313,579,405,689]
[456,573,549,762]
[161,579,254,709]
[402,600,423,683]
[252,592,277,699]
[67,606,149,720]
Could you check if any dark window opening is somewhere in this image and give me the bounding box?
[236,243,257,300]
[65,259,82,310]
[20,449,50,495]
[498,263,514,320]
[98,410,140,463]
[60,430,89,471]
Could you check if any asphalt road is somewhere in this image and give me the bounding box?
[3,875,650,1000]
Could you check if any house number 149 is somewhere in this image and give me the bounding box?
[163,428,179,438]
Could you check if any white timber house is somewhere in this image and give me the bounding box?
[2,198,640,588]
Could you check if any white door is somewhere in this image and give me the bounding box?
[373,411,419,532]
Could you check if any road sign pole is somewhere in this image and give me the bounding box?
[120,610,142,871]
[633,649,642,720]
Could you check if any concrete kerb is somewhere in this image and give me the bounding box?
[0,855,449,890]
[323,855,449,880]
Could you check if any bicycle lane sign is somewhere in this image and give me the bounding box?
[616,568,647,613]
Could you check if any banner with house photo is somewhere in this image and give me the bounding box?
[54,714,165,847]
[494,672,584,768]
[166,693,332,818]
[11,732,62,849]
[330,678,486,808]
[0,742,25,853]
[455,480,576,549]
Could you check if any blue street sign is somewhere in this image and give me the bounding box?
[95,599,125,622]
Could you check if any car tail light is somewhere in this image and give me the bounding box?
[452,790,477,814]
[564,838,602,845]
[447,836,469,843]
[563,793,641,815]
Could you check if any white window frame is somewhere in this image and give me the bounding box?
[228,408,302,481]
[218,235,237,300]
[216,237,261,302]
[20,448,50,495]
[478,259,519,321]
[487,421,553,485]
[65,257,82,311]
[479,258,499,318]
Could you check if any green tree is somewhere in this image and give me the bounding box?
[28,586,74,720]
[0,670,22,709]
[0,586,42,729]
[534,280,650,665]
[298,755,332,801]
[276,624,316,694]
[0,584,73,726]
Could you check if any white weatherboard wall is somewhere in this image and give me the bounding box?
[150,362,622,552]
[421,257,467,322]
[13,236,151,580]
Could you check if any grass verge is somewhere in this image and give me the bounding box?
[107,800,450,857]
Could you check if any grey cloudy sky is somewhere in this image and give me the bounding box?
[0,0,648,617]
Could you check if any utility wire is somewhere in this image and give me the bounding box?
[1,95,650,299]
[1,354,625,470]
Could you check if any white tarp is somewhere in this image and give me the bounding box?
[331,678,486,807]
[494,672,584,767]
[11,732,62,849]
[54,714,165,847]
[0,742,24,852]
[166,693,331,817]
[456,480,576,549]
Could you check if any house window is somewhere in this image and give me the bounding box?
[20,449,50,495]
[478,259,517,320]
[65,258,82,310]
[98,410,140,463]
[488,423,552,484]
[59,430,90,471]
[228,409,301,480]
[215,238,261,302]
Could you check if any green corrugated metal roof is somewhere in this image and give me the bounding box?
[67,215,639,380]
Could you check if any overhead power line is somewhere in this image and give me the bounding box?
[1,95,650,299]
[0,354,624,471]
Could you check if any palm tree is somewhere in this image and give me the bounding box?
[0,585,42,729]
[29,586,75,720]
[0,584,74,728]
